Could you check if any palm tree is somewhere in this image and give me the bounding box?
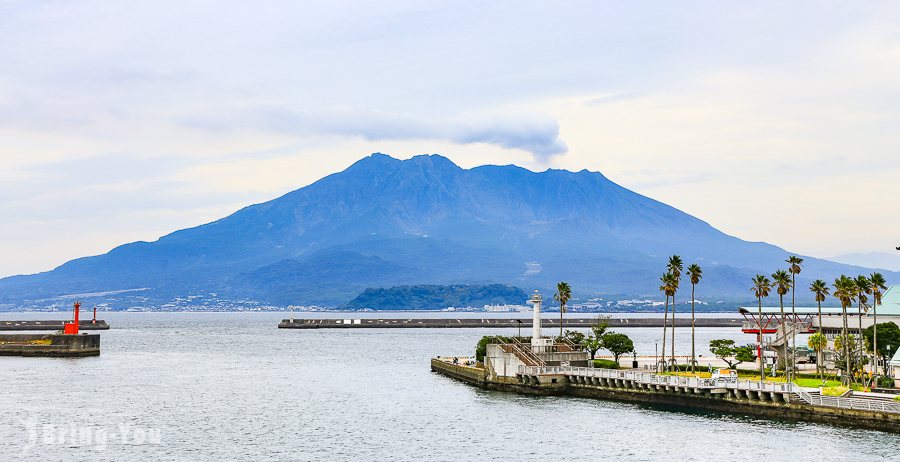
[833,275,857,386]
[834,333,855,380]
[751,274,773,381]
[786,256,803,381]
[870,272,888,377]
[687,263,702,373]
[554,281,572,339]
[808,333,828,381]
[772,269,793,377]
[667,255,683,370]
[659,272,677,372]
[809,279,829,375]
[854,275,871,383]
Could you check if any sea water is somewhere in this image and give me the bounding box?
[1,312,896,461]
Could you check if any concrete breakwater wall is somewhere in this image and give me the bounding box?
[280,317,741,329]
[0,320,110,331]
[430,359,900,432]
[0,334,100,357]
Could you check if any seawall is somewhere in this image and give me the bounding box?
[0,334,101,357]
[430,359,900,432]
[0,320,110,331]
[281,317,741,329]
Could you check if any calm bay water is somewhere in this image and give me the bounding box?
[1,312,896,461]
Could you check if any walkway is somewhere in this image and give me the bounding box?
[518,365,900,414]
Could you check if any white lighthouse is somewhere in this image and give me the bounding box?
[531,290,542,339]
[530,290,554,352]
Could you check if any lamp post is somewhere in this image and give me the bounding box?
[289,305,294,323]
[655,340,659,372]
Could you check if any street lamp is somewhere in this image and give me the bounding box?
[655,340,659,372]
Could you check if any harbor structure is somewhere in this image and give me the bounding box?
[0,301,100,357]
[482,290,589,380]
[738,284,900,369]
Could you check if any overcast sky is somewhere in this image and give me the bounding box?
[2,1,899,278]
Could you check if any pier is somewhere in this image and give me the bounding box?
[0,320,110,331]
[278,317,742,329]
[0,333,100,357]
[431,359,900,432]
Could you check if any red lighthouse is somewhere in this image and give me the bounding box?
[63,301,81,335]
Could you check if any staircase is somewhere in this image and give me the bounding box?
[769,321,811,347]
[500,337,546,367]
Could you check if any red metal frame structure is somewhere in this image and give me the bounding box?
[738,309,816,334]
[63,301,80,335]
[739,309,816,360]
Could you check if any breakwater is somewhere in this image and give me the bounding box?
[279,317,742,329]
[0,320,110,331]
[0,333,100,357]
[431,359,900,432]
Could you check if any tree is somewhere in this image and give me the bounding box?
[659,272,677,372]
[554,281,572,339]
[870,272,888,376]
[864,322,900,373]
[807,333,828,381]
[581,315,611,360]
[751,274,773,381]
[602,332,634,364]
[563,330,585,344]
[833,275,857,385]
[854,275,872,381]
[787,256,803,381]
[666,255,683,370]
[475,335,512,362]
[687,263,702,373]
[809,279,829,376]
[771,269,793,376]
[833,334,864,381]
[809,279,829,337]
[708,339,756,369]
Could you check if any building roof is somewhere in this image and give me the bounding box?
[740,285,900,317]
[880,285,900,316]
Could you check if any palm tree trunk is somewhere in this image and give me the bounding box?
[670,293,675,371]
[661,296,668,372]
[758,296,765,381]
[817,299,823,381]
[858,302,864,386]
[560,304,564,340]
[791,276,796,383]
[691,283,696,374]
[843,304,849,386]
[779,295,785,376]
[874,304,879,378]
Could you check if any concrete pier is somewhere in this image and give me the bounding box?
[279,317,741,329]
[431,358,900,432]
[0,320,110,331]
[0,334,100,357]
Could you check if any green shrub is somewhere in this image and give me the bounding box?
[877,376,894,389]
[893,395,900,402]
[594,359,620,369]
[475,336,514,362]
[822,386,849,396]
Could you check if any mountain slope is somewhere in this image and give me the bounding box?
[1,153,894,308]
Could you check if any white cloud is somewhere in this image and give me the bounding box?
[178,106,567,160]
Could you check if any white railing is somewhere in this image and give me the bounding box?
[516,365,900,414]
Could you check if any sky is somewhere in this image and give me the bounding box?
[1,1,899,278]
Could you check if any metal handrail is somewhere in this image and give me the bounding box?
[515,365,900,414]
[508,337,546,367]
